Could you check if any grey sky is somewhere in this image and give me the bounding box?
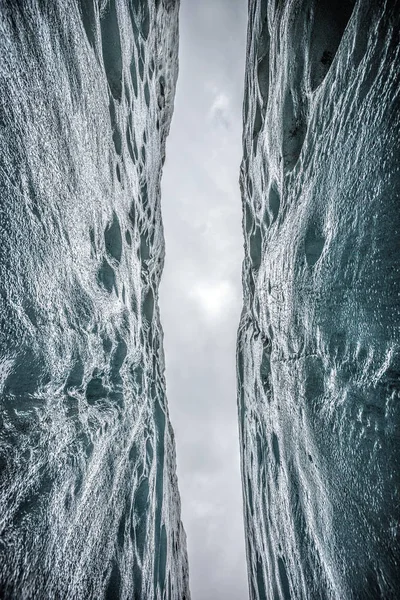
[160,1,248,598]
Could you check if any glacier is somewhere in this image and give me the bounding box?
[238,1,400,598]
[0,1,190,599]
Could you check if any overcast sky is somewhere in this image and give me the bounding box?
[160,1,248,598]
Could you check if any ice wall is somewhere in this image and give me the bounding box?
[0,1,189,598]
[238,1,400,598]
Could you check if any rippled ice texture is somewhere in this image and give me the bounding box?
[0,1,190,598]
[238,1,400,598]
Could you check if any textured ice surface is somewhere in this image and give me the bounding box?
[0,1,189,598]
[238,1,400,598]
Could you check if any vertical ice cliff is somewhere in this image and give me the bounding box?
[0,1,189,598]
[238,1,400,598]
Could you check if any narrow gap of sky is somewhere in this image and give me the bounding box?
[160,1,248,599]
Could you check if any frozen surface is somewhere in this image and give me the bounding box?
[238,1,400,598]
[0,1,189,598]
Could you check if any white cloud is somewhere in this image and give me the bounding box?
[189,279,236,319]
[208,91,232,129]
[209,91,230,116]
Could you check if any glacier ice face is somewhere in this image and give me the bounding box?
[238,1,400,598]
[0,1,189,599]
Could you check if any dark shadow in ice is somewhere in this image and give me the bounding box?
[277,556,291,600]
[272,431,280,466]
[244,201,253,235]
[247,475,254,516]
[103,334,113,355]
[65,355,84,389]
[79,0,97,50]
[109,100,122,156]
[257,52,269,107]
[4,347,47,399]
[269,185,280,223]
[105,211,123,264]
[130,55,138,97]
[129,201,136,228]
[256,555,267,600]
[97,257,116,293]
[117,511,126,549]
[134,476,149,560]
[260,339,271,394]
[253,102,263,139]
[143,287,154,323]
[249,225,262,271]
[140,231,151,261]
[158,524,168,591]
[126,123,135,162]
[157,75,166,110]
[89,226,96,253]
[85,370,108,405]
[144,81,150,108]
[282,91,307,172]
[146,437,154,466]
[105,560,122,600]
[304,356,325,402]
[139,55,145,82]
[13,468,53,527]
[113,126,122,156]
[116,162,121,182]
[360,566,386,600]
[129,0,151,41]
[153,397,166,592]
[100,0,123,102]
[257,14,270,108]
[304,223,325,267]
[309,0,355,91]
